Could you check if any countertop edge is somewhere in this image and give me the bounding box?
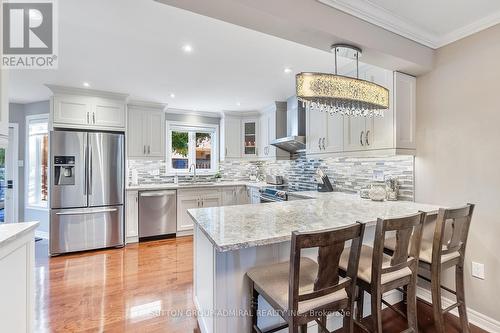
[126,181,267,191]
[0,222,40,247]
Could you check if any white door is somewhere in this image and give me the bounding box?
[258,114,268,158]
[325,113,344,153]
[127,108,145,158]
[343,116,366,152]
[307,109,327,154]
[93,99,126,129]
[201,193,221,208]
[177,195,199,232]
[145,111,165,158]
[221,187,237,206]
[224,117,242,158]
[4,125,18,223]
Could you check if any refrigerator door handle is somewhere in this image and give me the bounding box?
[88,143,93,195]
[55,208,119,216]
[84,144,88,195]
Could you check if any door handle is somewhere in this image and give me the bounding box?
[88,144,93,194]
[360,131,365,146]
[56,208,118,216]
[365,130,370,146]
[322,138,326,150]
[140,191,175,197]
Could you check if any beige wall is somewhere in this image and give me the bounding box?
[416,23,500,322]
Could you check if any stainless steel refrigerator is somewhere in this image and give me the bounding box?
[49,130,125,255]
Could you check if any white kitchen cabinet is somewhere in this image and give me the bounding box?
[222,186,238,206]
[394,72,417,150]
[306,108,343,154]
[307,66,416,157]
[47,85,128,131]
[177,194,200,233]
[177,188,222,234]
[258,102,288,160]
[221,116,242,160]
[125,191,139,243]
[0,69,9,147]
[127,102,166,159]
[242,118,259,157]
[236,186,249,204]
[248,186,261,204]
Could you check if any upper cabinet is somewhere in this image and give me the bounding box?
[242,117,258,157]
[127,101,166,159]
[221,116,242,160]
[47,85,128,131]
[306,68,417,157]
[0,69,9,147]
[258,102,289,160]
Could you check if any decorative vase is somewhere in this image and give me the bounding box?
[369,182,387,201]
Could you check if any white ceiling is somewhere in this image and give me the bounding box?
[9,0,356,112]
[319,0,500,48]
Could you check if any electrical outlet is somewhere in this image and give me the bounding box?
[471,262,485,280]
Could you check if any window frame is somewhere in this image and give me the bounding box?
[25,113,49,210]
[166,121,219,176]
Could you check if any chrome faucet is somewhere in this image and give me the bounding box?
[189,163,197,183]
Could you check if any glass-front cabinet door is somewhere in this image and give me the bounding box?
[242,119,258,157]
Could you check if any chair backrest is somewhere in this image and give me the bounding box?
[432,204,475,264]
[372,212,426,285]
[288,223,365,312]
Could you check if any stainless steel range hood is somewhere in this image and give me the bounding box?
[270,96,306,153]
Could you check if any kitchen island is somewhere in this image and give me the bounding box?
[188,192,440,333]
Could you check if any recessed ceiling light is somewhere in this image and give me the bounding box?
[170,93,175,98]
[284,67,292,74]
[83,82,90,87]
[182,44,193,53]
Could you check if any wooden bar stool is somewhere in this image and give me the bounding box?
[246,223,365,333]
[385,204,475,333]
[339,212,426,333]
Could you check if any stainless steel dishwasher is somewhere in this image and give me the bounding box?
[138,190,177,240]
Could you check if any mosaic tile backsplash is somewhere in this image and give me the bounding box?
[128,154,414,201]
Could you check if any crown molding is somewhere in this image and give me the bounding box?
[318,0,500,49]
[45,84,129,100]
[128,100,168,111]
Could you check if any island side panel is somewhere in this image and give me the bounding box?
[194,225,216,333]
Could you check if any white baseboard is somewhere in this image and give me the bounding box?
[417,287,500,333]
[35,230,49,239]
[176,230,193,237]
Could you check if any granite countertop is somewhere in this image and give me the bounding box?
[0,222,39,247]
[188,192,441,252]
[126,181,268,191]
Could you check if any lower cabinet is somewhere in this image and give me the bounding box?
[248,187,261,204]
[125,191,139,243]
[177,194,201,233]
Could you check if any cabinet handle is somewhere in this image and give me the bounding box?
[365,130,370,146]
[318,138,322,150]
[143,145,146,154]
[93,112,96,124]
[87,112,90,124]
[322,138,326,150]
[148,145,151,154]
[201,199,204,207]
[360,131,365,146]
[225,147,227,156]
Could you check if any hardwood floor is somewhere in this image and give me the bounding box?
[36,237,487,333]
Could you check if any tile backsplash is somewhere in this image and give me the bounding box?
[128,154,414,201]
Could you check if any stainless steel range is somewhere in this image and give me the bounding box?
[259,186,309,203]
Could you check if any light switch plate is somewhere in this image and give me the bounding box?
[471,262,485,280]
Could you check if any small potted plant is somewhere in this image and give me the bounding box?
[214,170,222,182]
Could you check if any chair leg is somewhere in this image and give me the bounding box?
[456,263,471,333]
[344,300,354,333]
[371,289,383,333]
[250,282,259,333]
[406,278,418,333]
[431,267,446,333]
[356,288,365,320]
